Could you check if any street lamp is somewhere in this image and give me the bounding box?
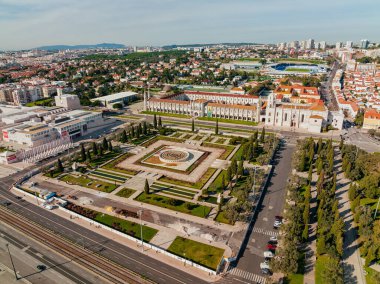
[6,244,18,280]
[374,196,380,220]
[138,208,144,252]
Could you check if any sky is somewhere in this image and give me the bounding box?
[0,0,379,50]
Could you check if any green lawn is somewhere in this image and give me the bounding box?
[285,68,311,73]
[91,170,128,182]
[25,98,53,107]
[159,167,217,189]
[233,145,244,161]
[365,267,380,284]
[101,153,138,176]
[198,117,259,126]
[167,237,224,270]
[152,182,197,199]
[209,170,226,193]
[202,142,235,160]
[215,211,233,225]
[116,188,136,198]
[135,193,211,218]
[141,111,191,119]
[60,175,117,193]
[94,212,157,242]
[89,151,121,167]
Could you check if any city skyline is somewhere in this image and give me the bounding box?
[0,0,379,50]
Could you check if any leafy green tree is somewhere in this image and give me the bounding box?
[144,179,150,194]
[321,257,343,284]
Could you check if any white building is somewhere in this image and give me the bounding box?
[336,42,343,50]
[346,41,353,48]
[92,91,138,108]
[55,94,81,110]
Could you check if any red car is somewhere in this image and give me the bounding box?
[267,244,277,250]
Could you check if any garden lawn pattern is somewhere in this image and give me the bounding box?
[151,182,197,199]
[115,188,136,198]
[135,193,211,218]
[91,170,129,182]
[60,174,117,193]
[167,237,224,270]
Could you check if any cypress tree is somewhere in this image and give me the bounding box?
[237,160,244,177]
[215,119,219,135]
[102,137,108,151]
[92,142,98,155]
[120,130,127,143]
[231,158,237,176]
[157,116,162,129]
[260,127,265,143]
[144,179,150,194]
[143,121,147,135]
[80,144,86,161]
[253,130,258,141]
[317,138,323,154]
[86,149,91,161]
[191,119,195,132]
[57,158,64,173]
[153,114,157,129]
[108,141,113,152]
[131,126,135,138]
[99,145,103,156]
[226,167,232,183]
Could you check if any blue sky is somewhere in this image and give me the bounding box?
[0,0,379,50]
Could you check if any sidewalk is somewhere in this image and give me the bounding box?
[335,154,366,284]
[303,172,318,284]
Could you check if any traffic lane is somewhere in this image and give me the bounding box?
[0,226,95,284]
[0,188,209,284]
[236,143,295,275]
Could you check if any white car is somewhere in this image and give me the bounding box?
[260,262,270,270]
[264,251,274,258]
[270,236,278,242]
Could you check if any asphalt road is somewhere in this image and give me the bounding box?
[0,223,103,284]
[218,139,296,284]
[0,177,210,284]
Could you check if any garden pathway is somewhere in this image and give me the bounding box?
[335,154,366,284]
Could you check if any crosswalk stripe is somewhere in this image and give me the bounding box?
[228,267,266,283]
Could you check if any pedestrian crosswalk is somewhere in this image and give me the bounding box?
[252,227,279,237]
[228,267,266,283]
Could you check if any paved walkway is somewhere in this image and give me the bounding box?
[303,172,318,284]
[335,154,366,284]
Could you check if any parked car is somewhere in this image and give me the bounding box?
[264,251,274,258]
[270,236,278,242]
[275,215,283,221]
[260,262,270,270]
[267,244,277,250]
[261,268,272,275]
[37,265,46,271]
[268,240,278,245]
[273,221,282,229]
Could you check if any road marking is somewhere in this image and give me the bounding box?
[228,267,266,284]
[252,227,278,237]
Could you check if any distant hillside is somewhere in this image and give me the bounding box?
[34,43,126,51]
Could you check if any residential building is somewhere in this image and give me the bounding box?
[55,93,81,109]
[363,109,380,129]
[360,39,370,49]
